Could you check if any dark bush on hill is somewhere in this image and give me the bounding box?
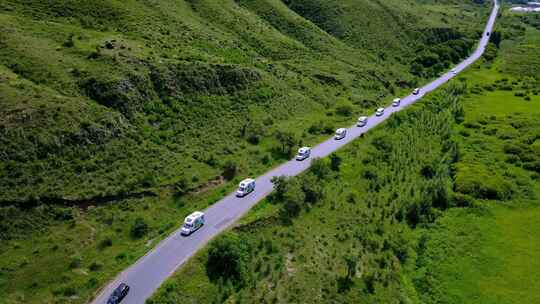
[130,217,149,239]
[206,232,252,286]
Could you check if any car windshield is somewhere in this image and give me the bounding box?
[238,186,246,191]
[183,223,193,228]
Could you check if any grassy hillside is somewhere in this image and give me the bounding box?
[149,8,540,304]
[0,0,489,303]
[0,0,486,204]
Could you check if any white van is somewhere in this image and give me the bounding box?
[181,211,205,236]
[335,128,347,140]
[357,116,368,127]
[413,88,420,95]
[296,147,311,161]
[236,178,255,197]
[375,107,385,116]
[392,98,401,107]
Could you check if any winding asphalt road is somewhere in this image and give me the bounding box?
[91,2,499,303]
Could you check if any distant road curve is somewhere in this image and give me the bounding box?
[91,1,499,303]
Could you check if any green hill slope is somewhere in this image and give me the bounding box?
[0,0,486,204]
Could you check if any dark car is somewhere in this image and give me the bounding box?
[107,283,130,304]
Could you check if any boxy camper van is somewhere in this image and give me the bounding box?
[335,128,347,140]
[236,178,255,197]
[181,211,205,236]
[296,147,311,161]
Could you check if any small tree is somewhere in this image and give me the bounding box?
[310,158,330,180]
[330,154,342,171]
[222,160,238,180]
[302,173,324,204]
[281,180,305,219]
[336,104,353,117]
[274,130,297,157]
[206,232,251,286]
[131,217,149,239]
[344,255,357,279]
[174,176,190,196]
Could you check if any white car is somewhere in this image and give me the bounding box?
[451,68,457,74]
[296,147,311,161]
[236,178,255,197]
[357,116,368,127]
[392,98,401,107]
[181,211,205,236]
[375,107,385,116]
[335,128,347,140]
[413,88,420,95]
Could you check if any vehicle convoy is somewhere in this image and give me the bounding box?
[413,88,420,95]
[236,178,255,197]
[334,128,347,140]
[376,107,385,116]
[357,116,368,127]
[180,211,205,236]
[392,98,401,107]
[296,147,311,161]
[107,283,130,304]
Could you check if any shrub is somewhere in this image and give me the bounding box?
[371,135,393,152]
[247,133,261,145]
[310,158,331,179]
[98,237,113,250]
[330,154,342,171]
[62,34,75,48]
[222,160,238,180]
[336,105,353,117]
[274,130,297,157]
[261,153,271,165]
[308,123,321,135]
[89,261,103,271]
[451,192,474,207]
[301,174,324,204]
[206,232,251,286]
[454,164,513,200]
[503,143,523,155]
[130,217,149,239]
[69,257,82,269]
[523,161,540,173]
[174,177,190,196]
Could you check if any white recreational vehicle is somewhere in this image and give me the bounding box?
[181,211,205,236]
[392,98,401,107]
[334,128,347,140]
[236,178,255,197]
[296,147,311,161]
[357,116,368,127]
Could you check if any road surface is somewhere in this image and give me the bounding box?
[91,1,499,303]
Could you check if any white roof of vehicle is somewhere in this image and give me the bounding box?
[298,147,311,153]
[239,178,255,186]
[336,128,346,133]
[358,116,367,120]
[185,211,204,223]
[377,107,385,111]
[393,98,401,102]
